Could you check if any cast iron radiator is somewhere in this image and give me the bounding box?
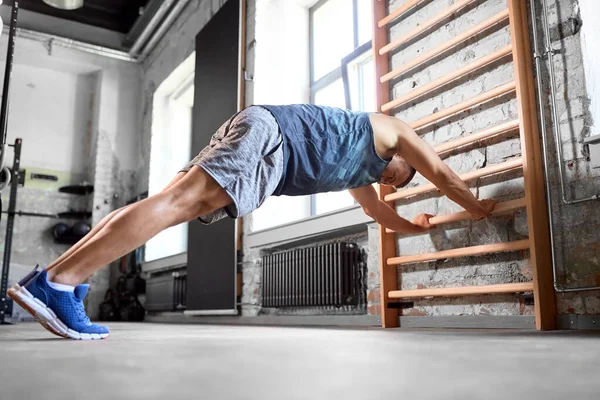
[145,271,187,312]
[262,242,362,307]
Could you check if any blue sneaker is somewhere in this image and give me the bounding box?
[8,265,110,340]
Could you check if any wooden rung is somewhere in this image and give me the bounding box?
[380,0,476,56]
[409,82,516,130]
[382,45,513,112]
[378,0,426,28]
[381,9,510,83]
[385,198,527,233]
[434,119,520,155]
[387,239,530,266]
[384,158,523,202]
[388,282,534,299]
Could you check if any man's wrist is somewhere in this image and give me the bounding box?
[467,202,485,215]
[409,222,426,234]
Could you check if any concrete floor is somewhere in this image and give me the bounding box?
[1,323,599,400]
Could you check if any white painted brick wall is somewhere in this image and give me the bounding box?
[132,0,600,319]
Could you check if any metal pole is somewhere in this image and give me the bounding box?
[0,1,19,324]
[2,211,58,218]
[9,28,136,63]
[138,0,192,60]
[0,139,22,323]
[0,1,18,147]
[540,0,599,205]
[530,0,600,294]
[128,0,176,57]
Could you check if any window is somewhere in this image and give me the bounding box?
[146,54,195,262]
[310,0,373,106]
[249,0,374,234]
[310,0,374,219]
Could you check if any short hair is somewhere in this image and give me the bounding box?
[394,164,417,189]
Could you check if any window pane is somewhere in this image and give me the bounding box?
[314,78,346,108]
[315,191,355,215]
[147,97,192,262]
[313,0,354,80]
[360,58,376,112]
[357,0,373,46]
[346,51,375,112]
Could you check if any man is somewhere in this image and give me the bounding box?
[9,104,496,339]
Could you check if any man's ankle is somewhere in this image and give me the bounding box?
[47,270,81,287]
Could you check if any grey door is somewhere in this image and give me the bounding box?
[186,0,239,315]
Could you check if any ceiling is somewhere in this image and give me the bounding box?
[3,0,150,33]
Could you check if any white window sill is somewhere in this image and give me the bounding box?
[141,252,187,274]
[141,207,375,269]
[245,204,374,248]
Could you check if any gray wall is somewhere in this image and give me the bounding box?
[538,0,600,314]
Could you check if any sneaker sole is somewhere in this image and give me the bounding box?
[7,284,109,341]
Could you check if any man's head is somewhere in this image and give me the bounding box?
[378,154,416,189]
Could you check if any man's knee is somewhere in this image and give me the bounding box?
[165,168,232,222]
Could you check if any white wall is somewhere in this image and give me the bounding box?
[93,69,141,174]
[0,31,142,317]
[1,64,94,174]
[579,0,600,130]
[0,32,142,178]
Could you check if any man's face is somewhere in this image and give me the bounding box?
[378,155,416,188]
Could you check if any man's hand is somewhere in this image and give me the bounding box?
[412,214,435,232]
[469,199,497,221]
[349,186,436,234]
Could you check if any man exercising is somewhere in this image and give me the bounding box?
[9,104,496,339]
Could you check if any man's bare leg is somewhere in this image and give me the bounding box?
[45,172,188,273]
[45,208,125,272]
[47,167,231,286]
[7,169,218,339]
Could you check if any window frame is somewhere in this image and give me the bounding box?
[306,0,371,216]
[309,0,364,103]
[247,0,376,245]
[341,39,373,110]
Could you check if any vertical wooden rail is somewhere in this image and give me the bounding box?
[508,0,556,330]
[372,0,398,328]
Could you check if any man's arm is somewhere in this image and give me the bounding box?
[390,118,495,220]
[349,186,432,234]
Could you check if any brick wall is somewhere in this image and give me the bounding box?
[239,0,600,320]
[385,0,528,316]
[240,227,371,317]
[374,0,600,317]
[139,0,599,321]
[540,0,600,314]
